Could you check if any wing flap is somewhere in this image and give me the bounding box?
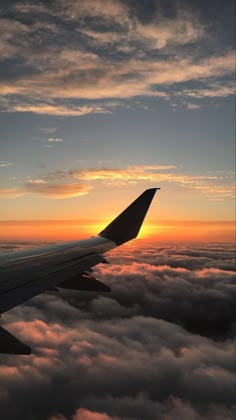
[59,272,111,292]
[0,326,31,355]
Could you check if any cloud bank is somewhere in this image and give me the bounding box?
[0,241,235,419]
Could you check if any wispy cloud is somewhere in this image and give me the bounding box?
[0,161,13,167]
[24,181,90,198]
[47,165,235,200]
[0,164,234,200]
[27,179,46,184]
[0,187,23,198]
[181,82,236,99]
[185,103,201,110]
[48,138,64,143]
[1,101,112,116]
[0,182,91,199]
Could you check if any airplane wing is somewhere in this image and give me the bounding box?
[0,188,158,354]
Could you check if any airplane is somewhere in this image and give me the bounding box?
[0,188,158,355]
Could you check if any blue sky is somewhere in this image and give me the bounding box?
[0,0,235,223]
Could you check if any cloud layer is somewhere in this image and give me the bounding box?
[0,241,235,419]
[0,165,234,200]
[0,0,235,115]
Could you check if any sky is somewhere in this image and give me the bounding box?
[0,240,236,419]
[0,3,235,417]
[0,0,235,242]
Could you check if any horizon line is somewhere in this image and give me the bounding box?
[0,220,235,225]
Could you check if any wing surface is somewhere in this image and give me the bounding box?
[0,249,108,314]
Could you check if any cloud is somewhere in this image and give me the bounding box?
[27,179,46,184]
[0,165,234,200]
[14,3,49,15]
[0,18,29,60]
[0,1,234,115]
[94,256,236,338]
[132,14,205,50]
[81,12,204,50]
[0,187,23,198]
[47,165,235,199]
[24,181,91,199]
[185,103,201,110]
[48,138,64,143]
[0,241,235,419]
[1,100,112,116]
[0,182,91,199]
[0,161,13,168]
[59,0,128,22]
[73,408,116,420]
[0,52,235,103]
[181,82,236,99]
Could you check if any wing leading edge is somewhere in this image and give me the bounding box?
[0,188,159,354]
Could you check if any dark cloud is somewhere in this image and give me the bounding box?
[0,241,235,419]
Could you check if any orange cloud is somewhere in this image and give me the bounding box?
[3,103,112,116]
[0,182,91,199]
[50,165,235,200]
[0,366,20,379]
[24,181,91,198]
[73,408,115,420]
[0,165,234,203]
[8,319,74,348]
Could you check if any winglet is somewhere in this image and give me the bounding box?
[0,326,31,355]
[99,188,159,245]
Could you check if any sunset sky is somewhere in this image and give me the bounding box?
[0,0,235,241]
[0,3,236,419]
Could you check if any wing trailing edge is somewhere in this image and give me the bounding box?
[99,188,159,245]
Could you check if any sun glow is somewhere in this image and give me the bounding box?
[0,220,234,243]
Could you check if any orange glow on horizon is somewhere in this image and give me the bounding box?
[0,220,234,243]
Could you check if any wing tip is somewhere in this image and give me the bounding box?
[99,188,159,245]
